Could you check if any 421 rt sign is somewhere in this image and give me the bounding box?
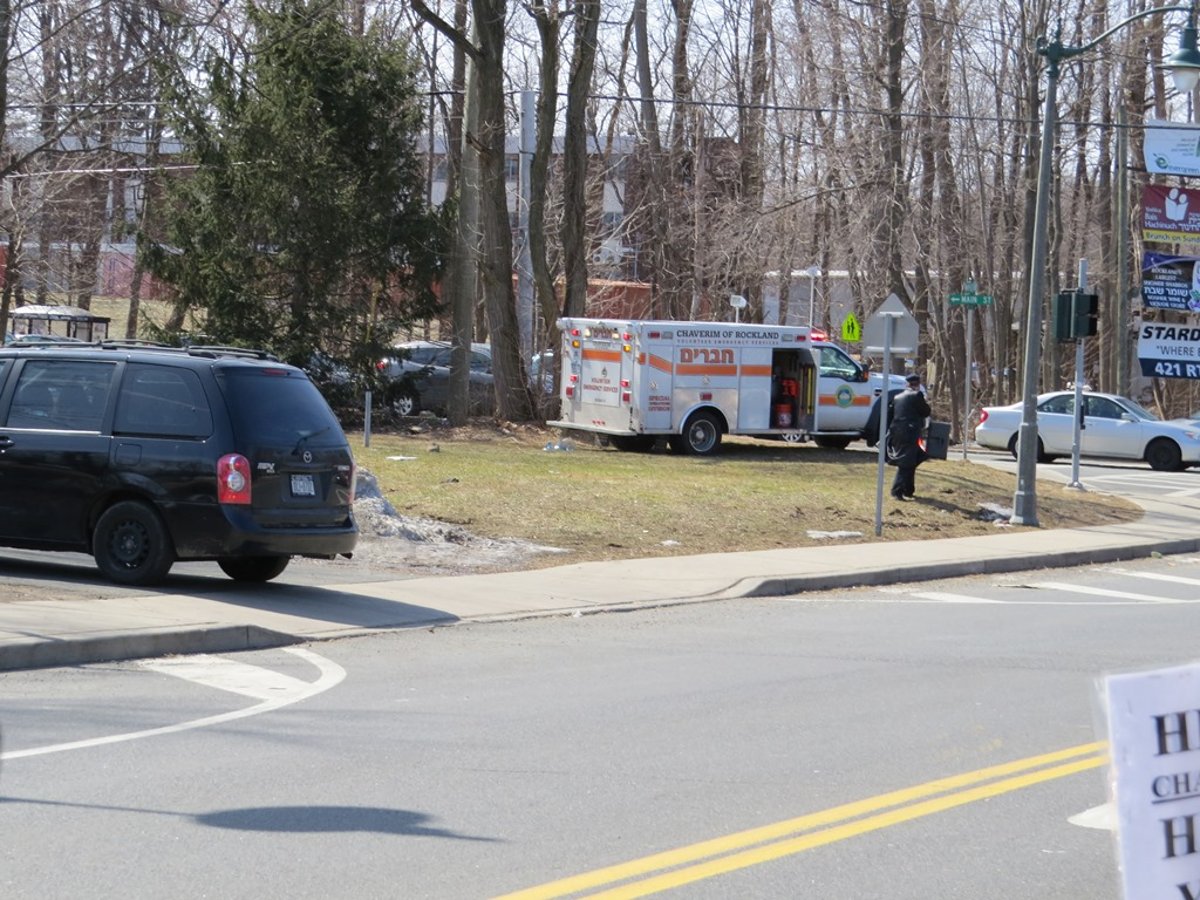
[1137,323,1200,379]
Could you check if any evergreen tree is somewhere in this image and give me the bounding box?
[141,0,446,372]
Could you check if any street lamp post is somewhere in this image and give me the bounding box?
[1011,4,1200,527]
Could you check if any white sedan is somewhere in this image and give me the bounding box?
[974,390,1200,471]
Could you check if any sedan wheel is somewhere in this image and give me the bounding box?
[1146,438,1184,472]
[1008,434,1054,463]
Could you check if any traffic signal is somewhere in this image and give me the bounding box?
[1072,291,1099,338]
[1052,290,1099,340]
[1053,290,1076,342]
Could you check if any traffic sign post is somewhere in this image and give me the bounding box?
[864,294,919,353]
[948,280,991,460]
[873,313,901,537]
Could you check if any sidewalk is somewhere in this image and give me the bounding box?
[1,481,1196,672]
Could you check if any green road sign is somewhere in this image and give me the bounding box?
[949,293,993,307]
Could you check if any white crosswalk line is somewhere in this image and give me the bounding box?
[1029,581,1182,603]
[1069,802,1114,831]
[1109,570,1200,588]
[5,648,345,761]
[909,592,1004,604]
[140,653,317,701]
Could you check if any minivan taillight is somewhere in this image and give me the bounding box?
[978,409,989,424]
[338,461,357,503]
[217,454,252,504]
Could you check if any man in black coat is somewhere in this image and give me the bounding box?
[887,373,931,500]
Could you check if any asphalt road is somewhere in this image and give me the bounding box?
[6,553,1200,897]
[969,445,1200,500]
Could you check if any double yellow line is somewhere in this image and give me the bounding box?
[496,741,1108,899]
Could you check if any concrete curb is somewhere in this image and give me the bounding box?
[728,537,1200,599]
[0,624,301,672]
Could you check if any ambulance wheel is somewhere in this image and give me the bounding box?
[610,435,655,452]
[814,436,851,450]
[680,411,722,455]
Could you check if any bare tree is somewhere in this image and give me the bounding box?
[560,0,600,318]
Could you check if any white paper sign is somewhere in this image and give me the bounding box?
[1144,122,1200,177]
[1106,662,1200,899]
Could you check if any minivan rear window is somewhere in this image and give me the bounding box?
[217,368,343,443]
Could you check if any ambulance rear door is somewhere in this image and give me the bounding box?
[575,322,636,430]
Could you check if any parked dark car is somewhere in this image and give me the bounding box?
[5,333,88,345]
[377,340,494,415]
[0,342,357,585]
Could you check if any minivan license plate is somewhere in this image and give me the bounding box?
[291,474,316,496]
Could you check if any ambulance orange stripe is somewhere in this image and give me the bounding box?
[818,395,872,406]
[582,349,623,362]
[676,364,738,376]
[648,354,673,373]
[741,365,772,377]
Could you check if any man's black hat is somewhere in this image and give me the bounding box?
[905,373,921,385]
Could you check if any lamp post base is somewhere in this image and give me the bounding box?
[1011,483,1040,527]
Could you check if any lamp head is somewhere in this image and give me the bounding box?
[1163,17,1200,95]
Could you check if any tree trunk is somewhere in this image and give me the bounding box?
[473,0,532,420]
[560,0,601,319]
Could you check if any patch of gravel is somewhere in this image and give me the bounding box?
[343,471,567,576]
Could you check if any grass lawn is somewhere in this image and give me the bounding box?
[350,422,1140,568]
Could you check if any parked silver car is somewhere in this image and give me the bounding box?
[975,390,1200,471]
[377,340,494,415]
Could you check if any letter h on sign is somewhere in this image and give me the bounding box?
[1163,814,1200,859]
[1155,710,1200,755]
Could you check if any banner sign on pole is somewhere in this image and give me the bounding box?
[1143,121,1200,176]
[1143,184,1200,242]
[1141,251,1200,312]
[1137,322,1200,378]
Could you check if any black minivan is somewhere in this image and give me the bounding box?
[0,342,357,585]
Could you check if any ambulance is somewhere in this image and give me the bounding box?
[549,317,905,455]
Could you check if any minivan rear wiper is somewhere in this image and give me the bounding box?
[293,426,332,456]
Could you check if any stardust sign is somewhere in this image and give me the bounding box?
[1106,663,1200,899]
[1142,252,1200,312]
[1144,185,1200,242]
[1137,323,1200,379]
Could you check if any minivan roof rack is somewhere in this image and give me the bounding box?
[98,339,174,350]
[183,345,279,360]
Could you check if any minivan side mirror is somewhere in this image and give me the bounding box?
[858,367,870,383]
